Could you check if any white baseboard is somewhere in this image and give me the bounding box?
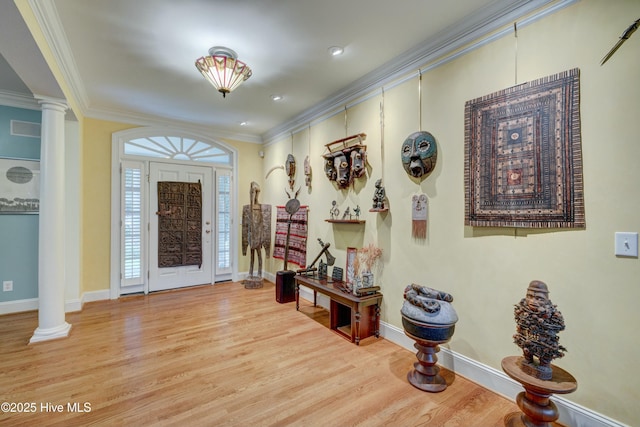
[0,298,38,315]
[65,298,82,313]
[81,289,110,305]
[1,289,112,317]
[380,321,628,427]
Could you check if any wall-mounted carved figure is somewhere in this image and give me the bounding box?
[285,154,296,190]
[322,133,368,189]
[324,156,337,181]
[334,152,350,188]
[350,148,367,179]
[513,280,567,380]
[304,155,312,188]
[242,182,271,287]
[401,131,437,179]
[372,178,386,210]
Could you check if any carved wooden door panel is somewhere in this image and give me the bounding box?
[149,162,213,292]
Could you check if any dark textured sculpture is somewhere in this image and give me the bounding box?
[513,280,567,380]
[372,179,386,210]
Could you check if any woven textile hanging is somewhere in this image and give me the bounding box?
[412,193,427,239]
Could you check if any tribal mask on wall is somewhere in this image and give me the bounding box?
[401,131,437,179]
[323,145,367,189]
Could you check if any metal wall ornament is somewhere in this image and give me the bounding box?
[401,131,437,179]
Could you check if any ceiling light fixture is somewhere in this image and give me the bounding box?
[271,94,283,101]
[328,46,344,56]
[195,46,252,98]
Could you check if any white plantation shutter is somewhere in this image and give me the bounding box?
[216,169,232,275]
[121,161,145,286]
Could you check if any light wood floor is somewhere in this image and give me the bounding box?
[0,281,522,427]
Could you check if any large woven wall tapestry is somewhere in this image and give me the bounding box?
[273,205,308,267]
[464,68,585,228]
[157,181,202,267]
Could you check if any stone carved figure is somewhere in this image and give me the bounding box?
[372,178,386,210]
[401,283,457,325]
[242,182,271,285]
[401,131,437,179]
[513,280,567,380]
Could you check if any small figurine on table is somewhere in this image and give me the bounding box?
[372,178,386,210]
[513,280,567,380]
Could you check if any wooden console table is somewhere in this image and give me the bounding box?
[295,274,382,345]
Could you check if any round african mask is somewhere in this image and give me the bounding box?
[401,131,437,179]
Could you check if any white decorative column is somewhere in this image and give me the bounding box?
[30,96,72,344]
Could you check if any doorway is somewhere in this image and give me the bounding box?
[148,162,213,292]
[110,128,237,299]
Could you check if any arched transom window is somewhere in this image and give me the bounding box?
[124,135,232,164]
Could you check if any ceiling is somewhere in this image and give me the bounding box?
[0,0,558,143]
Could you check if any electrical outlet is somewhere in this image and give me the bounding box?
[615,232,638,257]
[3,281,13,292]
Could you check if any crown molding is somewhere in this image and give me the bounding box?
[0,90,40,110]
[262,0,578,144]
[84,106,263,144]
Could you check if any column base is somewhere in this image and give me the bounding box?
[30,322,72,344]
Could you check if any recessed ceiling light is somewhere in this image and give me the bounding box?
[271,95,283,101]
[328,46,344,56]
[239,121,248,126]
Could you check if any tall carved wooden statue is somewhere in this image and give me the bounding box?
[242,182,271,288]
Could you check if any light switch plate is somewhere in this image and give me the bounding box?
[615,232,638,257]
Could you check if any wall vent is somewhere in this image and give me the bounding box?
[11,120,41,138]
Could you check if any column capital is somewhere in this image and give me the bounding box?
[34,94,68,112]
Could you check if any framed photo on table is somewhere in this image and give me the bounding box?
[0,158,40,214]
[345,247,357,284]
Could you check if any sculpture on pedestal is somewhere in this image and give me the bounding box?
[401,283,457,392]
[242,182,271,288]
[502,280,576,427]
[513,280,567,380]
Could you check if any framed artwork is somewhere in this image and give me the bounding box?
[345,247,357,284]
[0,158,40,214]
[464,68,585,228]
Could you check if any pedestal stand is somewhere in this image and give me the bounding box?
[406,332,448,392]
[244,276,263,289]
[501,356,577,427]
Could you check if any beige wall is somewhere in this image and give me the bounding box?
[261,1,640,424]
[79,119,263,291]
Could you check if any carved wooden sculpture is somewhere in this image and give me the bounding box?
[502,280,576,427]
[242,182,271,288]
